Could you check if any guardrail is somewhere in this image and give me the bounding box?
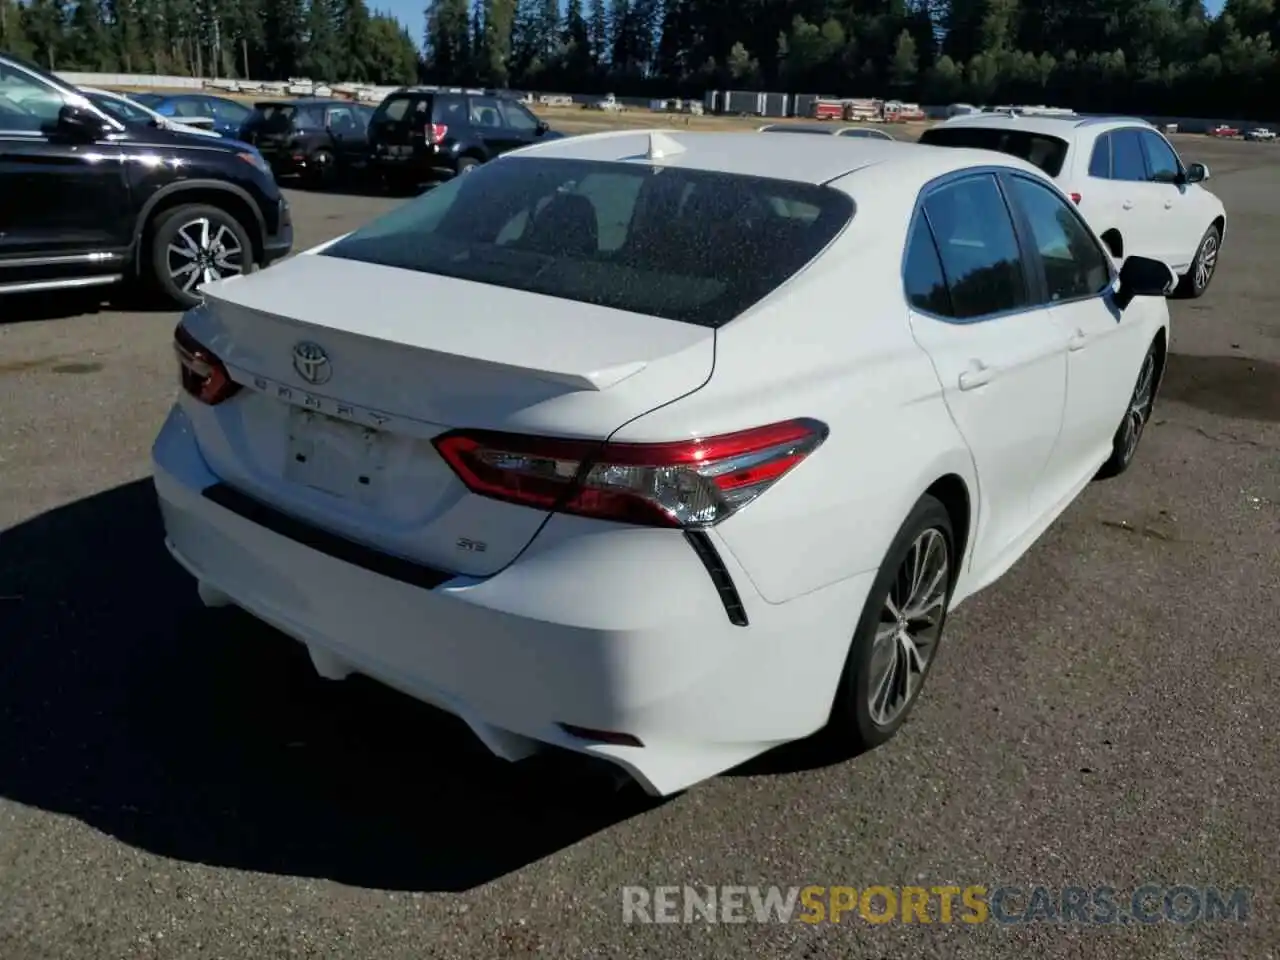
[51,73,1277,132]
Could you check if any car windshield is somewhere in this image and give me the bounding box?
[129,92,164,108]
[321,156,855,328]
[919,126,1071,177]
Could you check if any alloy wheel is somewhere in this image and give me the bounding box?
[1119,348,1157,464]
[867,528,949,727]
[1194,234,1218,291]
[167,218,245,294]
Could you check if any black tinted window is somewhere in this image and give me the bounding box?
[1088,134,1111,177]
[903,219,953,315]
[498,99,539,131]
[1140,131,1180,182]
[469,95,504,128]
[213,99,250,123]
[322,156,854,328]
[375,95,412,122]
[1111,129,1147,182]
[922,174,1028,319]
[919,127,1070,177]
[1006,176,1112,303]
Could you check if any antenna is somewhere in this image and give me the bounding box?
[646,131,686,160]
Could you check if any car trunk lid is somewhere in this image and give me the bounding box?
[182,253,715,576]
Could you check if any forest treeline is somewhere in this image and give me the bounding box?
[2,0,1277,118]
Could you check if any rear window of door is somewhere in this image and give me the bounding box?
[212,98,251,126]
[918,173,1030,320]
[468,96,504,128]
[171,98,213,119]
[1139,130,1181,183]
[1110,129,1148,182]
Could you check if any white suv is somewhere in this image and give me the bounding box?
[920,114,1226,298]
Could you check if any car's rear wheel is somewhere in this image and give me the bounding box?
[829,494,955,751]
[150,204,253,309]
[1174,225,1221,299]
[1095,338,1160,480]
[455,156,481,176]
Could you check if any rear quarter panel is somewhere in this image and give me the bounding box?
[609,202,978,605]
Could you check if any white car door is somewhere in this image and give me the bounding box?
[1002,173,1148,500]
[904,172,1068,574]
[1137,128,1207,272]
[1089,127,1164,264]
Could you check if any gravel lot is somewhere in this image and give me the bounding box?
[1,136,1277,960]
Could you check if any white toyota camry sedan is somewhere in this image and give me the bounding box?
[152,129,1176,796]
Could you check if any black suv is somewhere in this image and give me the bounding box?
[0,54,292,309]
[368,87,561,190]
[239,98,375,187]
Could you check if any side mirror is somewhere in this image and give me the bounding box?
[1186,161,1210,183]
[1114,255,1177,310]
[535,120,549,136]
[56,103,108,141]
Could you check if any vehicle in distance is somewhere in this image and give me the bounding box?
[919,113,1226,298]
[153,129,1175,797]
[129,91,255,139]
[0,54,292,306]
[81,86,219,135]
[367,86,562,191]
[239,98,375,186]
[758,123,895,140]
[1244,127,1276,142]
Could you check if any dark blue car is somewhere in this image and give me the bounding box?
[129,93,255,139]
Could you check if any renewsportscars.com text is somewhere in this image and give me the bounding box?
[622,884,1252,925]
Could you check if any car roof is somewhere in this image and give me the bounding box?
[512,129,1048,187]
[937,113,1155,138]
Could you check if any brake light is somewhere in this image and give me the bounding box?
[174,323,240,405]
[434,419,828,527]
[426,123,447,144]
[1070,192,1082,204]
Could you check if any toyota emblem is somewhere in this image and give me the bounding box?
[292,341,331,385]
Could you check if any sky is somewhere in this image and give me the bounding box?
[377,0,1230,52]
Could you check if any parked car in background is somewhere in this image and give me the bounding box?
[1244,127,1276,142]
[239,98,375,187]
[367,86,562,191]
[919,113,1226,298]
[0,53,292,307]
[758,123,895,140]
[153,130,1174,798]
[129,92,256,139]
[1208,124,1240,138]
[81,86,222,138]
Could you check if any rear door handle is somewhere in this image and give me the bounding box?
[958,363,994,391]
[1068,329,1089,351]
[1121,200,1134,210]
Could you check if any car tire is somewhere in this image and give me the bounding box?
[829,494,956,752]
[308,148,337,188]
[1173,224,1221,299]
[1095,338,1160,480]
[149,203,254,310]
[455,156,481,176]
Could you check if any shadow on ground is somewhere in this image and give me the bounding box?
[1160,353,1280,422]
[0,287,171,325]
[0,480,667,892]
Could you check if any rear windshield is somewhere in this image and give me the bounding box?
[321,156,854,327]
[919,126,1070,177]
[372,94,462,125]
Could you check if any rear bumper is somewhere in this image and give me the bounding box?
[151,405,872,796]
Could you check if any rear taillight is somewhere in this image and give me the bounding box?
[1070,192,1082,204]
[174,323,240,405]
[425,123,447,144]
[433,419,828,528]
